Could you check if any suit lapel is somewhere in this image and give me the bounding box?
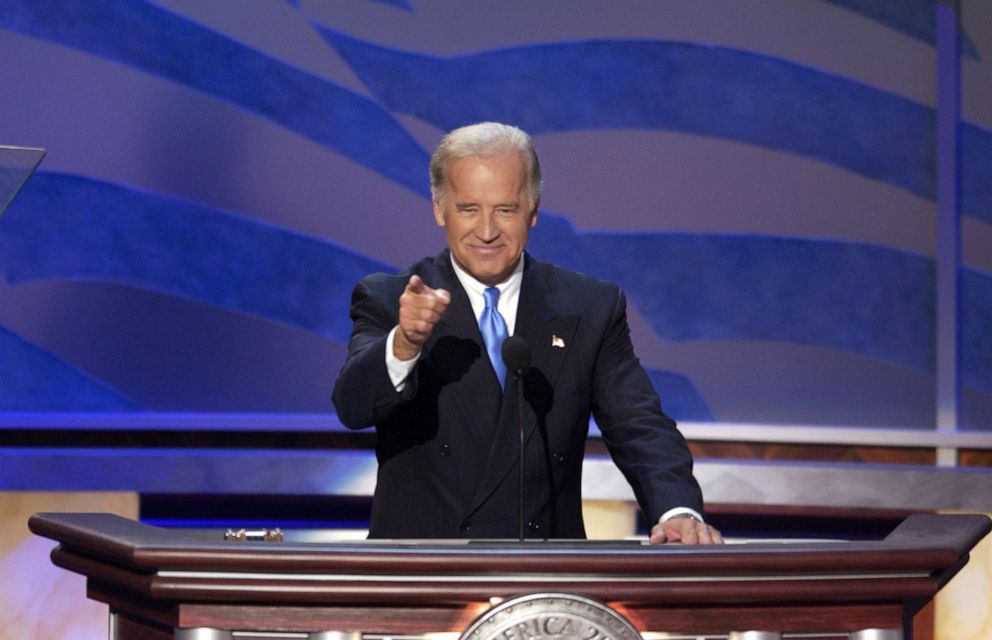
[516,265,579,394]
[422,252,503,445]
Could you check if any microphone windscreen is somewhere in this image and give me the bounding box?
[502,336,532,374]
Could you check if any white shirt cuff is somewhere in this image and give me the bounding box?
[385,326,419,391]
[658,507,704,524]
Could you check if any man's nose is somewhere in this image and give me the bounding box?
[477,212,499,241]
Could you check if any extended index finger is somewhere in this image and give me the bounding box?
[406,274,425,295]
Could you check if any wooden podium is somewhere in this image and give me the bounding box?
[29,512,990,640]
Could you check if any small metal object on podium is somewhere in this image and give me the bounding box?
[728,632,782,640]
[223,527,284,542]
[308,632,362,640]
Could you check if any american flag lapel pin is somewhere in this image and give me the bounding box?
[551,335,565,348]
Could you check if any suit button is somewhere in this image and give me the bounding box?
[527,521,540,532]
[459,519,471,532]
[552,452,565,463]
[440,444,451,456]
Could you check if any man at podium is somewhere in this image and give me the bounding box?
[333,122,721,545]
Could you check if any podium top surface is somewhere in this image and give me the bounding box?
[29,511,990,575]
[0,145,45,217]
[27,512,991,614]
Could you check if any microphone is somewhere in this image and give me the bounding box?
[501,336,531,541]
[502,336,531,377]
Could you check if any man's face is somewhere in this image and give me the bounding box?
[433,152,538,286]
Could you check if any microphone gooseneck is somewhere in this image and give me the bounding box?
[501,336,532,542]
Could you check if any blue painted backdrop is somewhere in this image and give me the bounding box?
[0,0,989,430]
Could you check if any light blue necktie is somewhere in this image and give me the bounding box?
[480,286,508,389]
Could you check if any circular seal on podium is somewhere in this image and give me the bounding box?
[459,592,642,640]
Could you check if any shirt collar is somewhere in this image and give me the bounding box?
[449,253,524,300]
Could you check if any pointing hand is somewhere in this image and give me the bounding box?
[394,275,451,360]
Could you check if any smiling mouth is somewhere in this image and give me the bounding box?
[470,244,506,254]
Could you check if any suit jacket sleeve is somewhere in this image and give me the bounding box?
[332,277,419,429]
[591,288,704,522]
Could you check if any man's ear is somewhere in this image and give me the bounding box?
[529,197,540,228]
[432,199,446,227]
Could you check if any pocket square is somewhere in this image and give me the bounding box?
[551,335,565,348]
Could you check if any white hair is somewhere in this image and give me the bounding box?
[429,122,542,207]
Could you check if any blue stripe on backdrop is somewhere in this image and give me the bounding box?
[314,29,992,225]
[0,173,388,343]
[366,0,414,12]
[645,369,715,421]
[527,211,992,396]
[584,233,935,373]
[0,0,430,196]
[0,325,142,410]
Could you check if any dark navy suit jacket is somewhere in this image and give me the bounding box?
[332,250,702,539]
